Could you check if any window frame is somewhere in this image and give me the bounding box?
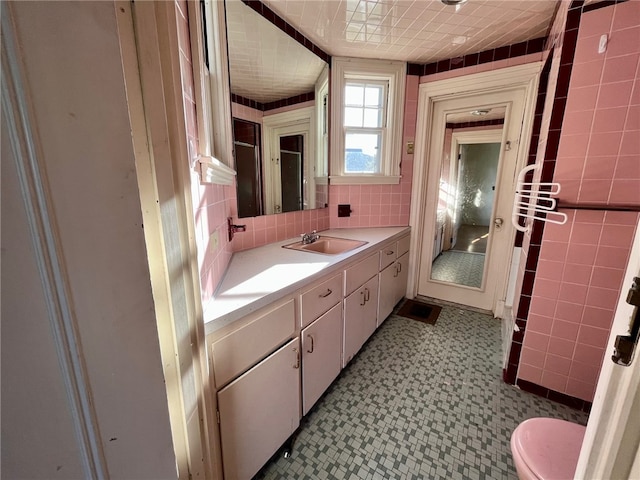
[330,57,406,185]
[187,0,236,185]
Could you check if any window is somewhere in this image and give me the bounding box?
[188,0,236,185]
[344,81,387,174]
[330,58,406,184]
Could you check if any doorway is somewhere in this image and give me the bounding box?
[431,131,502,289]
[408,64,541,315]
[233,118,263,217]
[279,134,304,213]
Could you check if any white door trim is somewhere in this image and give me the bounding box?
[575,222,640,479]
[407,63,541,314]
[123,2,215,478]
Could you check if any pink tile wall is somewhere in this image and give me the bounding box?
[519,1,640,402]
[554,1,640,206]
[176,1,233,301]
[227,207,331,252]
[521,209,638,400]
[328,75,418,228]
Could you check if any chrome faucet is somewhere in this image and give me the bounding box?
[300,230,320,245]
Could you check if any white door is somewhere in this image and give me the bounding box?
[417,89,528,312]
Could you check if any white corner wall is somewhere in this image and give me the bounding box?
[1,2,176,477]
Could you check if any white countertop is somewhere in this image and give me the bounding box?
[204,227,410,335]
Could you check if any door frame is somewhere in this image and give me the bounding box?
[262,107,314,214]
[408,63,541,316]
[121,2,215,477]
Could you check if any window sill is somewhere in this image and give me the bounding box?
[329,175,401,185]
[196,155,236,186]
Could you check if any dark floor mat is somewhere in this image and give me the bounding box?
[396,299,441,325]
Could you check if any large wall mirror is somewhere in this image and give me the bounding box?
[225,0,330,218]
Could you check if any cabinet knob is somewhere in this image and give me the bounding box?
[293,348,300,369]
[306,335,315,354]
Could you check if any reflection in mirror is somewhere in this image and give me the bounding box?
[225,0,330,218]
[430,107,506,289]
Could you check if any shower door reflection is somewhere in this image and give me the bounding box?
[430,111,504,289]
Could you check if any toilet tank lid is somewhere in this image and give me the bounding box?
[512,418,586,480]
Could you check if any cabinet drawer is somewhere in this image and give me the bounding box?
[397,234,410,257]
[379,244,397,270]
[211,299,296,388]
[301,273,343,328]
[344,253,378,296]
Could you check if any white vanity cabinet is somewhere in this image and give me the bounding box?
[217,338,301,480]
[378,235,411,324]
[206,228,411,480]
[208,298,300,480]
[301,303,343,415]
[343,254,380,367]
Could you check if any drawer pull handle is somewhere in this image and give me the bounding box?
[386,250,394,256]
[319,289,332,298]
[398,262,402,273]
[360,291,366,306]
[393,265,399,278]
[307,335,314,353]
[293,348,300,369]
[364,287,370,302]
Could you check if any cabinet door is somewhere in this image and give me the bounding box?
[378,262,397,326]
[395,252,409,305]
[343,275,379,367]
[217,338,301,480]
[301,303,342,415]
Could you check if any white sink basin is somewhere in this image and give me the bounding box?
[283,236,367,255]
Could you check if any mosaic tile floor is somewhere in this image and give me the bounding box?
[431,251,485,288]
[255,303,588,480]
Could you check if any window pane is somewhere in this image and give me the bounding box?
[364,85,383,107]
[345,132,380,173]
[345,107,363,127]
[345,85,364,106]
[363,107,382,128]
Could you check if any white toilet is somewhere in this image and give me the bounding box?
[510,417,586,480]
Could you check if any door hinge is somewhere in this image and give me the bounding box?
[611,277,640,366]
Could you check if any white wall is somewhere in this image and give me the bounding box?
[1,2,176,477]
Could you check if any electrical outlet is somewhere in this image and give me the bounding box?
[210,230,219,252]
[406,141,414,154]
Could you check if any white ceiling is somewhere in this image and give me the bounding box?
[226,0,559,104]
[226,0,327,104]
[263,0,558,63]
